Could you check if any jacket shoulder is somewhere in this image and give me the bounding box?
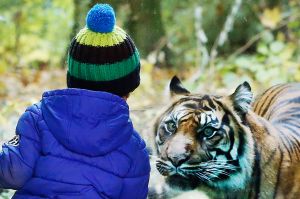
[25,102,42,115]
[17,102,42,142]
[118,130,150,177]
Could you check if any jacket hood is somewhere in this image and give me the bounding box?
[41,89,133,156]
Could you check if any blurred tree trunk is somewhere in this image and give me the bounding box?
[89,0,120,9]
[71,0,89,38]
[13,10,22,68]
[127,0,172,67]
[60,0,89,68]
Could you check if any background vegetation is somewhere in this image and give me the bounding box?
[0,0,299,197]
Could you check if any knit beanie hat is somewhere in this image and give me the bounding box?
[67,4,140,97]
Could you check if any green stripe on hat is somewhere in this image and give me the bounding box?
[76,27,127,47]
[68,50,140,81]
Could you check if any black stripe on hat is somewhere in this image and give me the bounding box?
[69,35,136,65]
[67,65,140,97]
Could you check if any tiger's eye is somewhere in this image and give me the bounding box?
[203,127,216,138]
[165,121,176,133]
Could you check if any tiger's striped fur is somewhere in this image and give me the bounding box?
[150,77,300,199]
[249,83,300,198]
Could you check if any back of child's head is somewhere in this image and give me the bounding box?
[67,4,140,97]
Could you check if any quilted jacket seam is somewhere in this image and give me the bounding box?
[44,154,123,179]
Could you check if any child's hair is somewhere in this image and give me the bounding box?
[67,4,140,97]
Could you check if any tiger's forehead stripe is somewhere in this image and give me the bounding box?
[177,95,221,111]
[200,113,206,126]
[161,95,225,130]
[166,107,221,129]
[174,108,194,120]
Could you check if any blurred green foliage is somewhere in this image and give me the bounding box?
[161,0,299,75]
[161,0,299,92]
[0,0,73,72]
[0,0,299,83]
[213,2,300,90]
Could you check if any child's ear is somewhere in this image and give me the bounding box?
[169,76,190,97]
[230,81,253,114]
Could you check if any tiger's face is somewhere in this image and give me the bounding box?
[154,76,254,190]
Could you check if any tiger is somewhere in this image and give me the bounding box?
[149,76,300,199]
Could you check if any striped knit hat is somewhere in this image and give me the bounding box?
[67,4,140,97]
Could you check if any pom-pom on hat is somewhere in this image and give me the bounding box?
[67,4,140,97]
[86,4,116,33]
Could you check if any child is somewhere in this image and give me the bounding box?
[0,4,150,199]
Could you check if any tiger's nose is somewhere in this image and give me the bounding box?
[166,134,194,167]
[167,154,190,167]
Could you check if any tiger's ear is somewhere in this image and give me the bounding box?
[230,82,253,114]
[169,76,190,97]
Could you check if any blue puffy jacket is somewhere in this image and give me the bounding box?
[0,89,150,199]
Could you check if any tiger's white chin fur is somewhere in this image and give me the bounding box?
[173,191,210,199]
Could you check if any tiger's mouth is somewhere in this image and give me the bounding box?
[156,158,239,184]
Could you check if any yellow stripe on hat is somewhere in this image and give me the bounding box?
[75,26,127,47]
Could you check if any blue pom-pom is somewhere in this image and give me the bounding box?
[86,4,116,33]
